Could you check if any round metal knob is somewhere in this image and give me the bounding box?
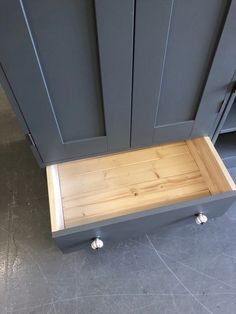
[195,213,208,225]
[91,238,104,250]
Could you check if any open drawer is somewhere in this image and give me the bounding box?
[46,137,236,252]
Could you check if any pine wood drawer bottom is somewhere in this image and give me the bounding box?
[46,137,236,252]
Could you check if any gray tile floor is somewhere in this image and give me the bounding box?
[1,87,236,314]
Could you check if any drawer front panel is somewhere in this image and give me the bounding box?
[53,194,236,252]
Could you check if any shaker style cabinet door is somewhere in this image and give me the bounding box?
[131,0,236,147]
[0,0,134,164]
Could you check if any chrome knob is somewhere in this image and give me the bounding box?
[91,238,104,250]
[195,213,208,225]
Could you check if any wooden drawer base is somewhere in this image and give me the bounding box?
[46,137,236,251]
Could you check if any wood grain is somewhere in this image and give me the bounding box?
[186,137,236,194]
[46,165,65,232]
[47,137,236,230]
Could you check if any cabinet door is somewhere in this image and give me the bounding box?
[131,0,236,147]
[0,0,134,164]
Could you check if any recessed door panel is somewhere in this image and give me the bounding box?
[0,0,134,163]
[24,0,105,142]
[131,0,234,147]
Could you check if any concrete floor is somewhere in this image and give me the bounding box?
[1,87,236,314]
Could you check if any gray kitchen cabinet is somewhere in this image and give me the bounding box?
[0,0,134,164]
[1,0,236,163]
[1,0,236,252]
[131,0,236,147]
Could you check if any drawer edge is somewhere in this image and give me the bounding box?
[186,137,236,193]
[46,164,65,232]
[52,194,236,253]
[52,191,236,238]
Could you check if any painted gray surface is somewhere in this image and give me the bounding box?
[212,89,236,143]
[94,0,134,151]
[215,132,236,159]
[152,121,193,146]
[23,0,106,143]
[0,66,45,166]
[223,157,236,169]
[212,80,236,171]
[53,194,236,253]
[216,132,236,168]
[0,0,134,164]
[229,166,236,181]
[131,0,231,147]
[221,102,236,133]
[211,74,236,144]
[193,0,236,137]
[2,96,236,313]
[212,80,236,170]
[1,0,236,165]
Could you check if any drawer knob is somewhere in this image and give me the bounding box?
[195,213,208,225]
[91,238,104,250]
